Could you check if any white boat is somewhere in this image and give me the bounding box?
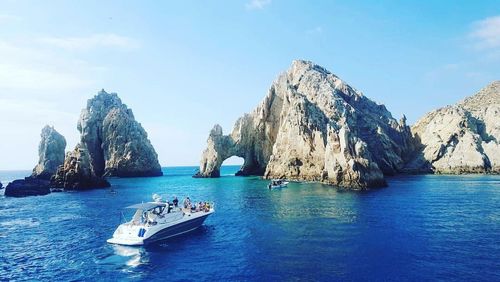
[107,199,214,246]
[268,179,289,189]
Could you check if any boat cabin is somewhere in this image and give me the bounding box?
[126,202,171,225]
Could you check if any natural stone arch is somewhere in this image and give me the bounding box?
[194,60,415,189]
[194,122,271,178]
[195,83,284,179]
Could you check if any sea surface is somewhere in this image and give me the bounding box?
[0,166,499,281]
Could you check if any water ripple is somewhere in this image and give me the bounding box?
[0,169,499,281]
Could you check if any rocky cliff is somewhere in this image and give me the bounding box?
[52,90,162,189]
[52,144,111,189]
[4,125,65,197]
[195,60,413,189]
[407,81,500,173]
[32,125,66,180]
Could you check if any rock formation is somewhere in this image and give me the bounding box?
[32,125,66,180]
[52,89,162,189]
[4,125,65,197]
[0,181,3,189]
[407,81,500,173]
[4,178,50,197]
[52,144,111,189]
[195,60,413,189]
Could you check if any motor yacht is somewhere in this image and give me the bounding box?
[107,197,214,246]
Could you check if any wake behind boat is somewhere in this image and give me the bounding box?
[107,196,214,246]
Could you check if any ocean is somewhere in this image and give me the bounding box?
[0,166,499,281]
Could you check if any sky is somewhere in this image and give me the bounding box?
[0,0,499,170]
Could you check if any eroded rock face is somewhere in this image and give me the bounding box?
[101,107,163,177]
[408,81,500,173]
[32,125,66,180]
[52,145,111,189]
[52,90,162,189]
[196,60,413,189]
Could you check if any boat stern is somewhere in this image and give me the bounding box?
[107,224,147,246]
[106,237,144,246]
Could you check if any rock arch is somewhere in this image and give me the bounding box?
[194,60,414,189]
[194,85,283,178]
[194,120,274,177]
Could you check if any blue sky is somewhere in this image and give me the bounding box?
[0,0,499,169]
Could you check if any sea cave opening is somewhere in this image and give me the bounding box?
[221,156,244,176]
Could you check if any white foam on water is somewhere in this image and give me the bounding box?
[0,218,40,228]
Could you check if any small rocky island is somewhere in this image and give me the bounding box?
[195,60,499,189]
[52,90,163,189]
[4,90,163,197]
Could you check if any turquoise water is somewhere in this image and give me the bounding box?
[1,166,499,281]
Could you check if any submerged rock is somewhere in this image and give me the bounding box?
[407,81,500,173]
[0,181,3,189]
[52,90,162,189]
[4,177,50,197]
[196,60,413,189]
[32,125,66,180]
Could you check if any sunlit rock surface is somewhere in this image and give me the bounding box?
[52,90,162,189]
[407,81,500,173]
[32,125,66,180]
[196,60,413,189]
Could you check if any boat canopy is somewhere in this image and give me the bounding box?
[126,202,166,210]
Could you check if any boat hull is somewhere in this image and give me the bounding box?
[144,213,210,244]
[107,211,213,246]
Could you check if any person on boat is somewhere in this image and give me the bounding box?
[196,201,205,212]
[173,196,179,207]
[183,197,191,209]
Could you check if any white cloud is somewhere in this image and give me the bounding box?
[39,33,140,51]
[0,31,138,169]
[245,0,271,10]
[0,41,95,91]
[470,15,500,50]
[0,98,80,170]
[0,64,91,90]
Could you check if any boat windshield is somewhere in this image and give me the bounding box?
[131,209,143,225]
[126,202,166,211]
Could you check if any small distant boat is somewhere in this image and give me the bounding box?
[268,179,289,189]
[107,196,214,246]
